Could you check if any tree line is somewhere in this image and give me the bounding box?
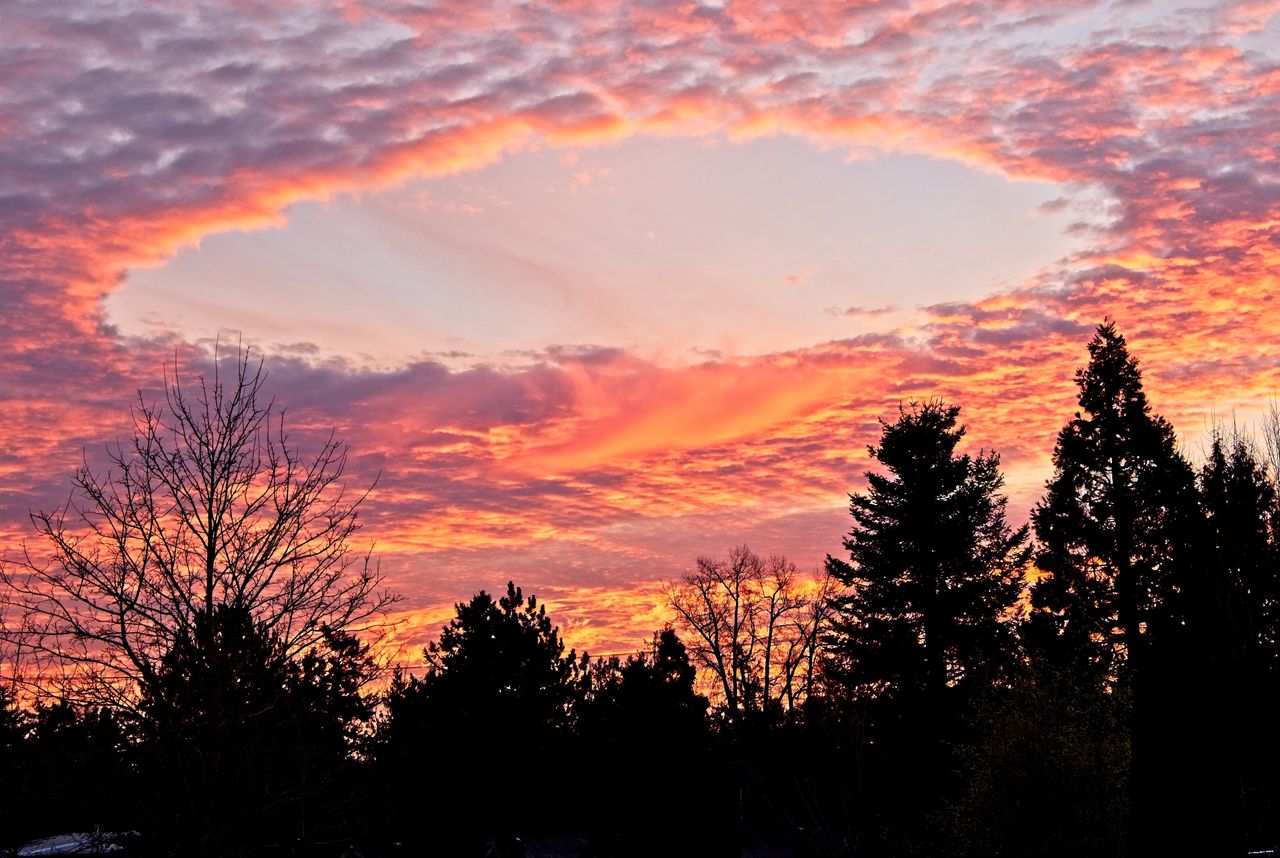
[1,322,1277,857]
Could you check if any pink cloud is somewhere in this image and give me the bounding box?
[0,0,1278,654]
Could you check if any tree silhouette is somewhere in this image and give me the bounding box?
[0,348,390,853]
[1196,431,1280,849]
[0,347,394,709]
[1028,346,1195,638]
[1200,430,1280,667]
[138,604,374,855]
[16,700,140,843]
[1028,321,1201,853]
[820,400,1028,854]
[420,581,585,733]
[377,583,586,855]
[0,686,30,846]
[1030,321,1197,677]
[577,628,717,856]
[583,627,708,740]
[665,546,832,727]
[826,400,1028,718]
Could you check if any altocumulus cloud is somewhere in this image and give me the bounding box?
[0,0,1277,653]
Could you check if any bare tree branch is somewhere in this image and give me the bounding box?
[0,344,398,709]
[663,544,833,726]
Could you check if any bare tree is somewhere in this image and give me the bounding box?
[1264,399,1280,482]
[663,545,834,725]
[0,347,396,707]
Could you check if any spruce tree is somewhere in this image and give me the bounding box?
[1198,433,1280,848]
[1029,321,1201,854]
[826,400,1028,723]
[1029,321,1198,674]
[824,400,1028,851]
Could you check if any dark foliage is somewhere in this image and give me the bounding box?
[0,687,25,844]
[1030,321,1199,677]
[820,399,1029,855]
[374,583,587,856]
[826,400,1028,713]
[5,699,140,845]
[1200,432,1280,668]
[946,649,1130,858]
[1028,321,1210,853]
[575,628,723,856]
[1196,433,1280,848]
[580,627,708,747]
[138,604,373,856]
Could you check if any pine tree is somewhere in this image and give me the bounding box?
[1198,433,1280,848]
[826,400,1028,722]
[377,583,587,854]
[1029,321,1198,675]
[823,400,1028,852]
[1028,321,1202,854]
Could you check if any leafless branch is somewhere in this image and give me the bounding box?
[664,544,834,725]
[0,344,398,709]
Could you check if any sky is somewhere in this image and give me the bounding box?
[1,0,1278,662]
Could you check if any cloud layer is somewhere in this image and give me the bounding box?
[1,0,1278,658]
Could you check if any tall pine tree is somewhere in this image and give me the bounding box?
[1198,433,1280,849]
[827,400,1028,717]
[1029,321,1201,854]
[825,400,1028,852]
[1030,321,1198,677]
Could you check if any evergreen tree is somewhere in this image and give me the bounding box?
[1029,321,1198,675]
[583,627,708,741]
[823,400,1028,853]
[577,629,717,856]
[377,583,587,855]
[138,604,373,856]
[418,581,585,736]
[20,700,140,841]
[1197,433,1280,848]
[1200,432,1280,667]
[0,687,29,847]
[826,400,1028,717]
[1028,321,1201,854]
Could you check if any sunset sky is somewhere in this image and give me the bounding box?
[2,0,1278,661]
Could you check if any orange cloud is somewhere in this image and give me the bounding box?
[2,0,1279,658]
